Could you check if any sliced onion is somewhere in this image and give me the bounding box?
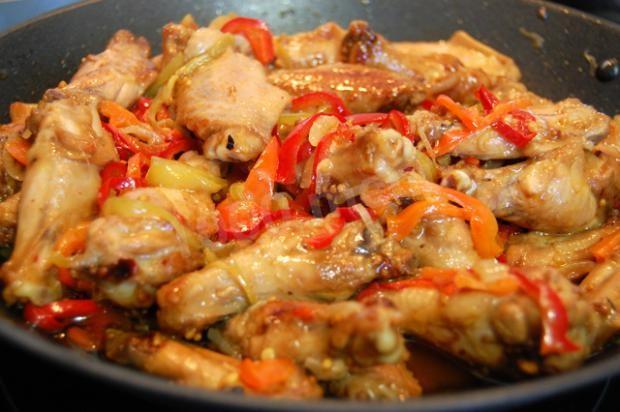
[353,204,384,238]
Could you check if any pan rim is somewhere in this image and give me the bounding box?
[1,0,620,410]
[1,314,619,411]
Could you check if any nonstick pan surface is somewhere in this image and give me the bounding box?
[0,1,619,410]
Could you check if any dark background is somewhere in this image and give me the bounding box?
[0,1,619,411]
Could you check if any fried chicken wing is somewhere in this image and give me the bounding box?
[175,49,290,162]
[442,140,599,233]
[1,31,155,305]
[105,330,323,399]
[268,63,424,113]
[157,218,412,337]
[216,299,406,380]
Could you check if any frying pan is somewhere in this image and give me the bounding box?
[0,0,619,410]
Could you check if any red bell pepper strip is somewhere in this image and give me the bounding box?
[475,86,499,114]
[387,110,412,138]
[97,161,143,208]
[491,119,536,148]
[132,97,152,122]
[217,202,304,242]
[345,110,412,139]
[291,91,351,116]
[510,268,581,355]
[474,86,536,148]
[346,112,389,126]
[23,299,101,333]
[221,17,275,65]
[308,125,355,193]
[103,123,169,158]
[303,207,363,249]
[276,113,343,184]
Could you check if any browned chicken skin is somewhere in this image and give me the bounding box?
[157,218,413,338]
[217,299,406,380]
[442,140,600,233]
[329,364,422,400]
[316,126,417,202]
[105,330,323,399]
[363,264,610,375]
[1,31,156,305]
[268,63,424,113]
[275,22,346,69]
[176,49,290,162]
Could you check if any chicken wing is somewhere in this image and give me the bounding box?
[315,127,417,203]
[275,22,346,69]
[216,299,406,381]
[268,63,424,113]
[1,31,156,305]
[329,364,422,400]
[157,218,414,337]
[105,330,323,399]
[175,49,290,162]
[506,220,620,281]
[442,140,599,233]
[361,264,606,375]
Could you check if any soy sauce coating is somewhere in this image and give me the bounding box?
[596,58,619,82]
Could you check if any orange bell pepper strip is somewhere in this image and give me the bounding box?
[99,100,141,128]
[239,358,297,393]
[244,136,280,209]
[387,200,467,240]
[54,222,90,257]
[590,228,620,262]
[435,95,481,131]
[4,137,31,166]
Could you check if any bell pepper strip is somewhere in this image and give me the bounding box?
[221,17,275,64]
[146,156,226,193]
[303,207,363,249]
[510,268,581,355]
[432,89,533,156]
[491,119,536,148]
[345,110,412,139]
[99,100,141,128]
[239,358,297,393]
[308,125,355,193]
[126,152,150,183]
[244,137,280,209]
[477,98,532,129]
[291,91,350,116]
[387,200,467,240]
[474,86,500,114]
[435,95,481,131]
[433,128,469,156]
[388,110,412,138]
[57,267,95,293]
[5,137,31,166]
[366,179,502,258]
[132,97,152,122]
[217,201,308,242]
[276,113,343,184]
[97,161,131,208]
[346,112,389,126]
[54,222,90,257]
[590,228,620,262]
[23,299,101,333]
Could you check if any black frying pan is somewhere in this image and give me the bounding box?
[1,0,620,410]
